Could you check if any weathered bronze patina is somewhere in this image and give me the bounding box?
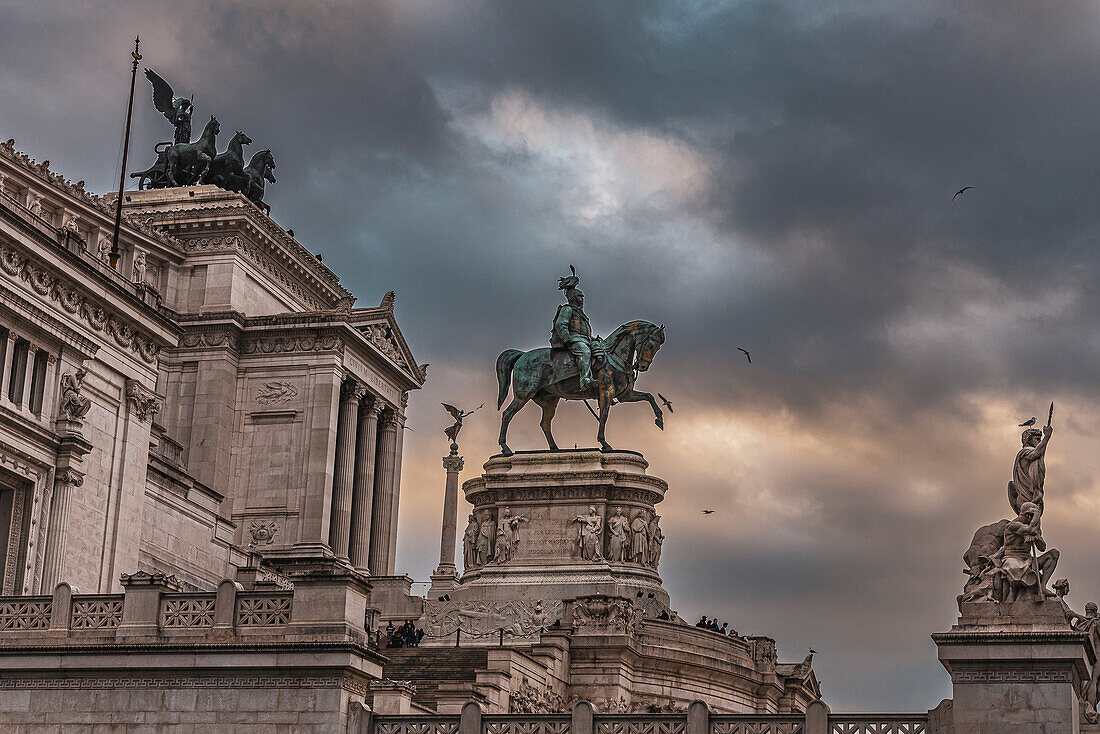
[496,268,666,455]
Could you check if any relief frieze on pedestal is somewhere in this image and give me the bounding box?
[422,598,563,640]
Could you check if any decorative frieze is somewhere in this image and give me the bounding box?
[0,240,163,363]
[179,328,239,350]
[572,595,639,634]
[240,334,343,354]
[422,598,562,639]
[255,380,298,405]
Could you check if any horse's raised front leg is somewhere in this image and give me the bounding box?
[533,395,561,451]
[498,396,526,457]
[596,383,613,453]
[617,389,664,431]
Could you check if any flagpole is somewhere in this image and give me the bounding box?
[109,36,141,270]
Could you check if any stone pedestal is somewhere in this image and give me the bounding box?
[933,599,1094,733]
[420,450,670,645]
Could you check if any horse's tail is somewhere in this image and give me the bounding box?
[496,350,523,409]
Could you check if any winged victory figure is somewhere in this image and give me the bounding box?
[443,402,484,449]
[145,69,193,145]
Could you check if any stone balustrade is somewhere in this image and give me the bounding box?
[357,702,936,734]
[0,578,297,639]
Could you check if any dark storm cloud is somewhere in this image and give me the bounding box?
[4,0,1100,711]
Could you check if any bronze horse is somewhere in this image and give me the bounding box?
[496,320,665,455]
[202,130,251,190]
[166,115,220,186]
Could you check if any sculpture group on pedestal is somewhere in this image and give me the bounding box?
[960,412,1063,607]
[574,506,663,568]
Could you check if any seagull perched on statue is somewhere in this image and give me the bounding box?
[1019,417,1037,427]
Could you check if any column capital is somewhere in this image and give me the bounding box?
[340,379,367,404]
[125,379,163,422]
[380,408,400,430]
[360,394,384,415]
[443,453,465,473]
[55,467,84,488]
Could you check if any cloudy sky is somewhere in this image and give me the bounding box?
[5,0,1100,711]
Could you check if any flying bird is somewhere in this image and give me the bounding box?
[1019,417,1037,427]
[952,186,974,200]
[737,347,751,363]
[657,393,674,414]
[702,509,715,515]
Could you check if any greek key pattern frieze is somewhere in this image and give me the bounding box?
[598,719,683,734]
[71,597,123,630]
[0,599,51,630]
[830,720,926,734]
[376,720,460,734]
[161,595,215,628]
[711,719,803,734]
[0,674,348,690]
[950,669,1070,683]
[236,594,292,626]
[488,720,570,734]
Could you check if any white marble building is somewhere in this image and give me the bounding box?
[0,139,424,597]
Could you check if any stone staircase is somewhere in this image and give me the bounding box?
[381,647,490,710]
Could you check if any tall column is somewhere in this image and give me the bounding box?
[367,408,399,575]
[429,449,464,595]
[348,396,382,571]
[41,468,84,590]
[385,400,407,574]
[328,379,363,560]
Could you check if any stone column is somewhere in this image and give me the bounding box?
[384,397,408,574]
[429,450,464,594]
[0,334,14,408]
[348,396,382,571]
[40,468,84,590]
[328,379,364,560]
[367,408,400,575]
[20,344,37,410]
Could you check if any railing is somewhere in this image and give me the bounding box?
[236,591,292,626]
[153,432,185,466]
[711,716,805,734]
[0,596,51,631]
[161,592,217,628]
[366,704,935,734]
[70,595,123,630]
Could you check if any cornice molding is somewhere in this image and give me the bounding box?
[0,240,166,364]
[0,139,181,252]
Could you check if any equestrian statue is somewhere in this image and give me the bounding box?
[129,66,277,213]
[496,266,666,455]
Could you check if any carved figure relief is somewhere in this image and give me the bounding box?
[95,233,111,263]
[462,514,479,569]
[362,323,408,367]
[573,506,603,561]
[510,678,564,714]
[494,507,529,563]
[572,595,639,633]
[629,509,650,565]
[59,368,92,421]
[606,507,628,562]
[131,250,147,284]
[648,514,664,568]
[475,510,496,565]
[422,598,563,639]
[255,381,299,405]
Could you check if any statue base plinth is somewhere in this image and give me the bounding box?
[420,450,670,646]
[933,599,1093,733]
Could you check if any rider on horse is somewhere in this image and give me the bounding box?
[550,266,601,391]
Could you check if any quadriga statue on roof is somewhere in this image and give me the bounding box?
[129,66,277,213]
[496,266,666,455]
